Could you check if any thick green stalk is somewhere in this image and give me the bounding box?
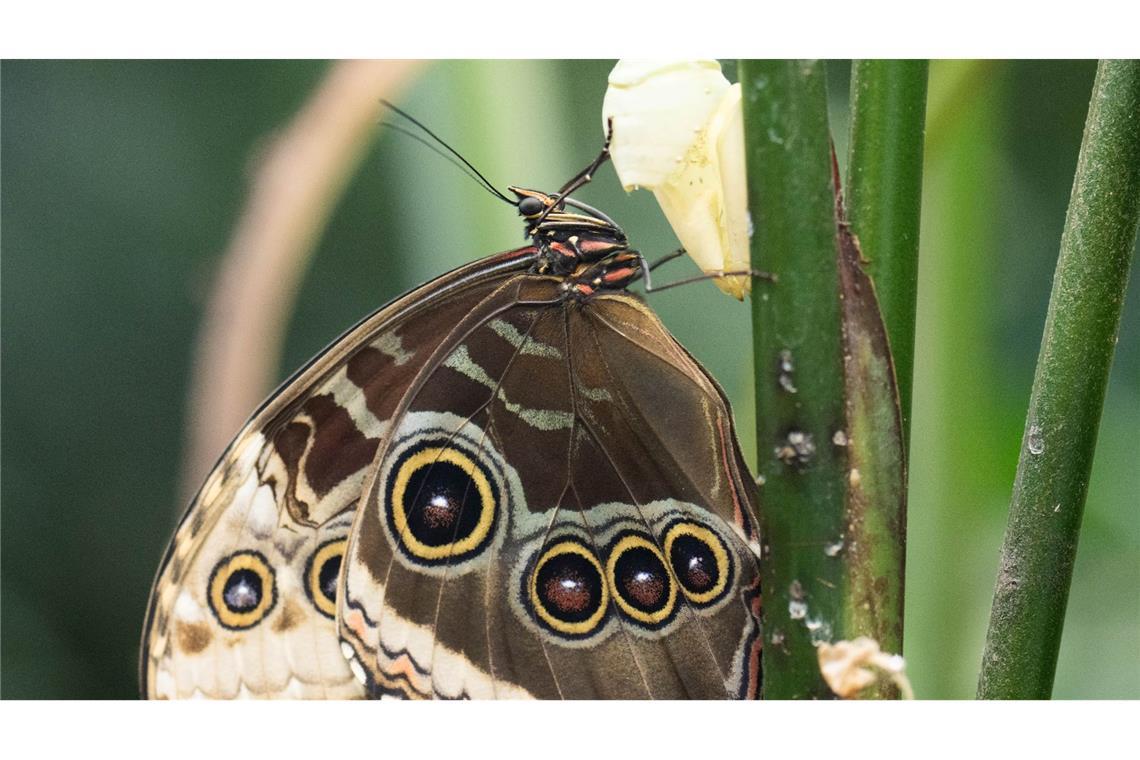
[741,60,847,699]
[845,60,928,444]
[977,60,1140,699]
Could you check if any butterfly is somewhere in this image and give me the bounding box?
[140,122,764,699]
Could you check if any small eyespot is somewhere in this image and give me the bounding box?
[518,195,545,218]
[605,532,677,628]
[305,539,346,619]
[386,443,498,565]
[663,521,733,607]
[528,539,608,638]
[207,550,277,630]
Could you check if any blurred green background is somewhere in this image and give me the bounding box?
[2,60,1136,699]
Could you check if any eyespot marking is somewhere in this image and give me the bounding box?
[663,520,733,607]
[385,442,499,565]
[304,538,346,619]
[527,539,608,638]
[605,532,677,628]
[207,550,277,630]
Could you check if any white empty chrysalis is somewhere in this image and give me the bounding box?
[602,59,751,299]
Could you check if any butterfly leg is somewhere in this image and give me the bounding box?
[629,251,777,294]
[554,117,615,197]
[647,248,687,272]
[535,119,616,227]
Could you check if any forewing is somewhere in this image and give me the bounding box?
[338,274,565,699]
[140,250,534,698]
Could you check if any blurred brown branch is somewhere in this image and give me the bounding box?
[179,59,424,505]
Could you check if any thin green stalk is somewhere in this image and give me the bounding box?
[835,195,909,699]
[838,59,927,699]
[845,60,928,444]
[977,60,1140,699]
[741,59,847,699]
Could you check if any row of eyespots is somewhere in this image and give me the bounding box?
[206,540,346,630]
[385,443,499,566]
[527,520,733,639]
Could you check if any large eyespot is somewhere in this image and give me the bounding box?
[663,521,733,607]
[528,539,608,638]
[605,532,677,629]
[386,443,498,565]
[207,550,277,630]
[304,538,346,619]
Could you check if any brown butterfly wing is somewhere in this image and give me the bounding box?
[339,277,762,699]
[140,250,535,698]
[337,274,562,698]
[571,294,763,698]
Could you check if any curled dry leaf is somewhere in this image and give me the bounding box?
[817,636,914,699]
[602,59,750,299]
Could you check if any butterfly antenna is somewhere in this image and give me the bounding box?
[380,99,514,205]
[379,122,505,197]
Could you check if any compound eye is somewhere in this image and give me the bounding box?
[208,551,277,630]
[663,521,732,607]
[518,195,545,218]
[606,533,677,629]
[528,539,608,638]
[305,539,346,619]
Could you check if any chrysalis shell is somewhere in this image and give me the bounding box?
[602,59,750,299]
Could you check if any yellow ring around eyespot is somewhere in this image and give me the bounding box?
[389,446,495,561]
[605,534,677,625]
[529,540,608,636]
[307,539,346,618]
[663,522,730,605]
[208,551,276,630]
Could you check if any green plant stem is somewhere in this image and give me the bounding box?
[838,59,927,698]
[741,59,847,699]
[845,60,928,445]
[977,59,1140,700]
[835,191,909,699]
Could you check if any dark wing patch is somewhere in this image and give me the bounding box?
[339,278,762,699]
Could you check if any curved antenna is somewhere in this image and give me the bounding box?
[380,99,514,205]
[380,122,506,198]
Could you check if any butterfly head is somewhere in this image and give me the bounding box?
[510,187,555,222]
[510,186,626,241]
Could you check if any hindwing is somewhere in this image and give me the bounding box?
[339,277,763,699]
